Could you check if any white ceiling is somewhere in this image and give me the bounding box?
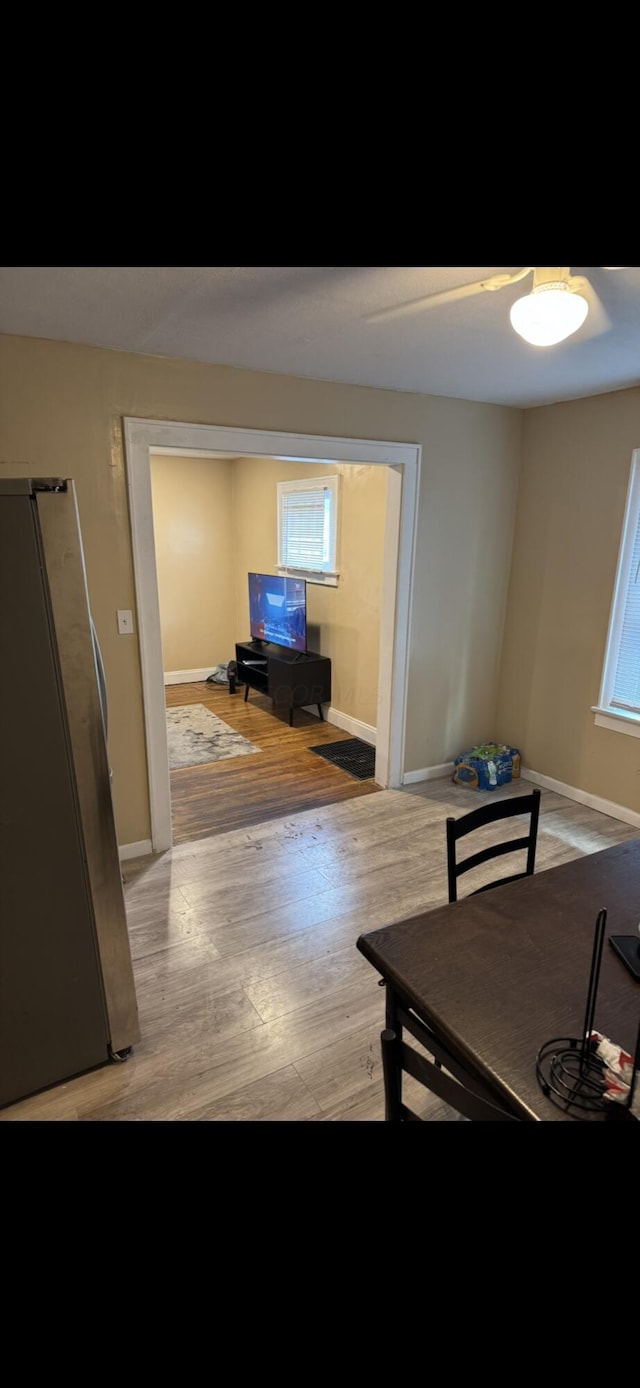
[1,265,638,410]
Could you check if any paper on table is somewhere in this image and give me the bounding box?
[590,1031,639,1117]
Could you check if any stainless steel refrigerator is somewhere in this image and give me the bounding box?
[0,477,140,1108]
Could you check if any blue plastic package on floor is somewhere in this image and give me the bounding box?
[452,743,521,790]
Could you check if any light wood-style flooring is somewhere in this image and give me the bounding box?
[2,775,637,1121]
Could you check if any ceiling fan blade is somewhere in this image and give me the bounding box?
[364,277,499,323]
[570,276,612,337]
[364,268,534,324]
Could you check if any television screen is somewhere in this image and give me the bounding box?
[248,573,307,653]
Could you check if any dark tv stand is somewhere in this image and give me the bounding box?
[236,640,331,727]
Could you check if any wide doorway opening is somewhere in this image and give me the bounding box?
[124,419,420,853]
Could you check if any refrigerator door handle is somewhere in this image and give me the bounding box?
[91,617,108,743]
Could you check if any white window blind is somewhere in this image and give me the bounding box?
[595,450,640,733]
[611,501,640,712]
[277,476,339,581]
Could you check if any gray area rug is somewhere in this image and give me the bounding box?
[167,703,260,770]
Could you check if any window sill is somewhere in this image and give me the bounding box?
[277,566,339,587]
[592,706,640,739]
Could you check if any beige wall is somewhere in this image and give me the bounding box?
[150,453,236,672]
[0,333,521,847]
[495,387,640,813]
[407,402,522,765]
[149,452,386,722]
[232,456,387,727]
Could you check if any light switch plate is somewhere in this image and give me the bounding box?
[117,609,134,635]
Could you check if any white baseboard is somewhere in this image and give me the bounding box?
[521,766,640,829]
[164,668,214,685]
[119,839,153,860]
[325,707,376,746]
[400,759,640,827]
[402,762,453,785]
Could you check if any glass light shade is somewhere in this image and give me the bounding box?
[509,284,589,347]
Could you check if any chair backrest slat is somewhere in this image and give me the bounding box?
[446,788,541,903]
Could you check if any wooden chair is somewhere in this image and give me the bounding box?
[446,788,541,903]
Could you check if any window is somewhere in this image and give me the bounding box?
[277,475,339,585]
[594,449,640,738]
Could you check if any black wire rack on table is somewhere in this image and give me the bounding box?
[536,908,640,1120]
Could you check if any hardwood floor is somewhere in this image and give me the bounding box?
[2,775,637,1121]
[166,681,381,842]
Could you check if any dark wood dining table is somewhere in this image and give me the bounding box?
[356,838,640,1121]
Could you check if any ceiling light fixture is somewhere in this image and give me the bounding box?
[509,275,589,348]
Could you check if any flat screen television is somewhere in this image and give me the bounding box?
[248,572,307,653]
